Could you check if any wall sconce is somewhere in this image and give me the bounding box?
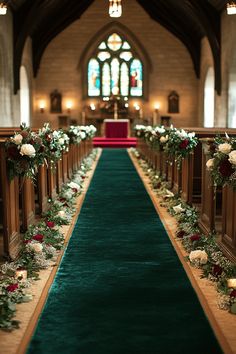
[90,103,96,111]
[39,100,46,113]
[66,101,73,114]
[0,2,7,15]
[154,102,160,112]
[134,102,140,111]
[153,103,160,126]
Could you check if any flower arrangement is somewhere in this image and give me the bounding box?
[5,124,45,180]
[68,125,97,144]
[131,148,236,315]
[38,123,69,168]
[163,127,198,168]
[206,135,236,189]
[0,148,98,330]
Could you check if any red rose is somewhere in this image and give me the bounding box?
[21,130,29,139]
[45,134,52,142]
[39,145,45,153]
[6,283,18,292]
[177,230,186,238]
[209,143,216,154]
[46,221,55,228]
[190,234,201,242]
[230,289,236,297]
[212,264,223,276]
[7,145,21,160]
[33,234,44,242]
[219,159,233,177]
[23,239,32,244]
[179,139,189,149]
[72,188,78,193]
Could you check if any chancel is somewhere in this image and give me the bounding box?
[0,1,236,353]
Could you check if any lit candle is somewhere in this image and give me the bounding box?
[227,278,236,289]
[15,269,27,281]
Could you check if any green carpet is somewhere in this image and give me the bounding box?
[27,149,222,354]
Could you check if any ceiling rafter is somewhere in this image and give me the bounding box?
[10,0,225,94]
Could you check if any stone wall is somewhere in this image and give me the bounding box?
[33,0,199,129]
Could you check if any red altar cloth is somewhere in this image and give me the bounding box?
[104,119,129,138]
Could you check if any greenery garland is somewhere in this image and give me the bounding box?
[131,148,236,315]
[0,149,98,331]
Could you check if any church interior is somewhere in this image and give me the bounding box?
[0,0,236,353]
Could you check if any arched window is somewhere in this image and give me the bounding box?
[20,66,30,125]
[88,33,143,97]
[204,67,215,128]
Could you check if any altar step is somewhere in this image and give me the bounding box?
[93,137,137,148]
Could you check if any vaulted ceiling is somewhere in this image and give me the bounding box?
[6,0,228,94]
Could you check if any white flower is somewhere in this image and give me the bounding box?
[13,134,23,145]
[67,181,81,190]
[29,242,43,253]
[160,135,169,143]
[79,132,86,140]
[58,210,65,217]
[189,250,208,265]
[188,132,195,139]
[173,204,185,213]
[218,143,232,154]
[165,190,174,198]
[58,138,64,145]
[20,144,36,157]
[225,132,230,141]
[53,131,59,138]
[176,129,188,138]
[228,150,236,165]
[206,158,215,170]
[155,126,165,134]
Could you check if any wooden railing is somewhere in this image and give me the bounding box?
[0,130,93,260]
[137,127,236,262]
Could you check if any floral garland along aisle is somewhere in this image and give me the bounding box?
[0,123,97,331]
[130,143,236,316]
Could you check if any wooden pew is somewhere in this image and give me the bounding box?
[0,140,21,259]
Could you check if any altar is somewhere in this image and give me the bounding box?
[104,119,129,138]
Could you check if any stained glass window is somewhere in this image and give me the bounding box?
[88,33,143,97]
[102,63,111,96]
[120,63,129,96]
[130,59,142,97]
[88,59,100,96]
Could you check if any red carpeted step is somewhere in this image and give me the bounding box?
[93,137,137,148]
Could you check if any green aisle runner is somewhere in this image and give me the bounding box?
[27,149,222,354]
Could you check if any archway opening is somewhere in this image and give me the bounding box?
[228,71,236,128]
[20,66,30,126]
[204,67,215,128]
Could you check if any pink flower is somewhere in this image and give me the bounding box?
[6,283,18,292]
[46,221,55,228]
